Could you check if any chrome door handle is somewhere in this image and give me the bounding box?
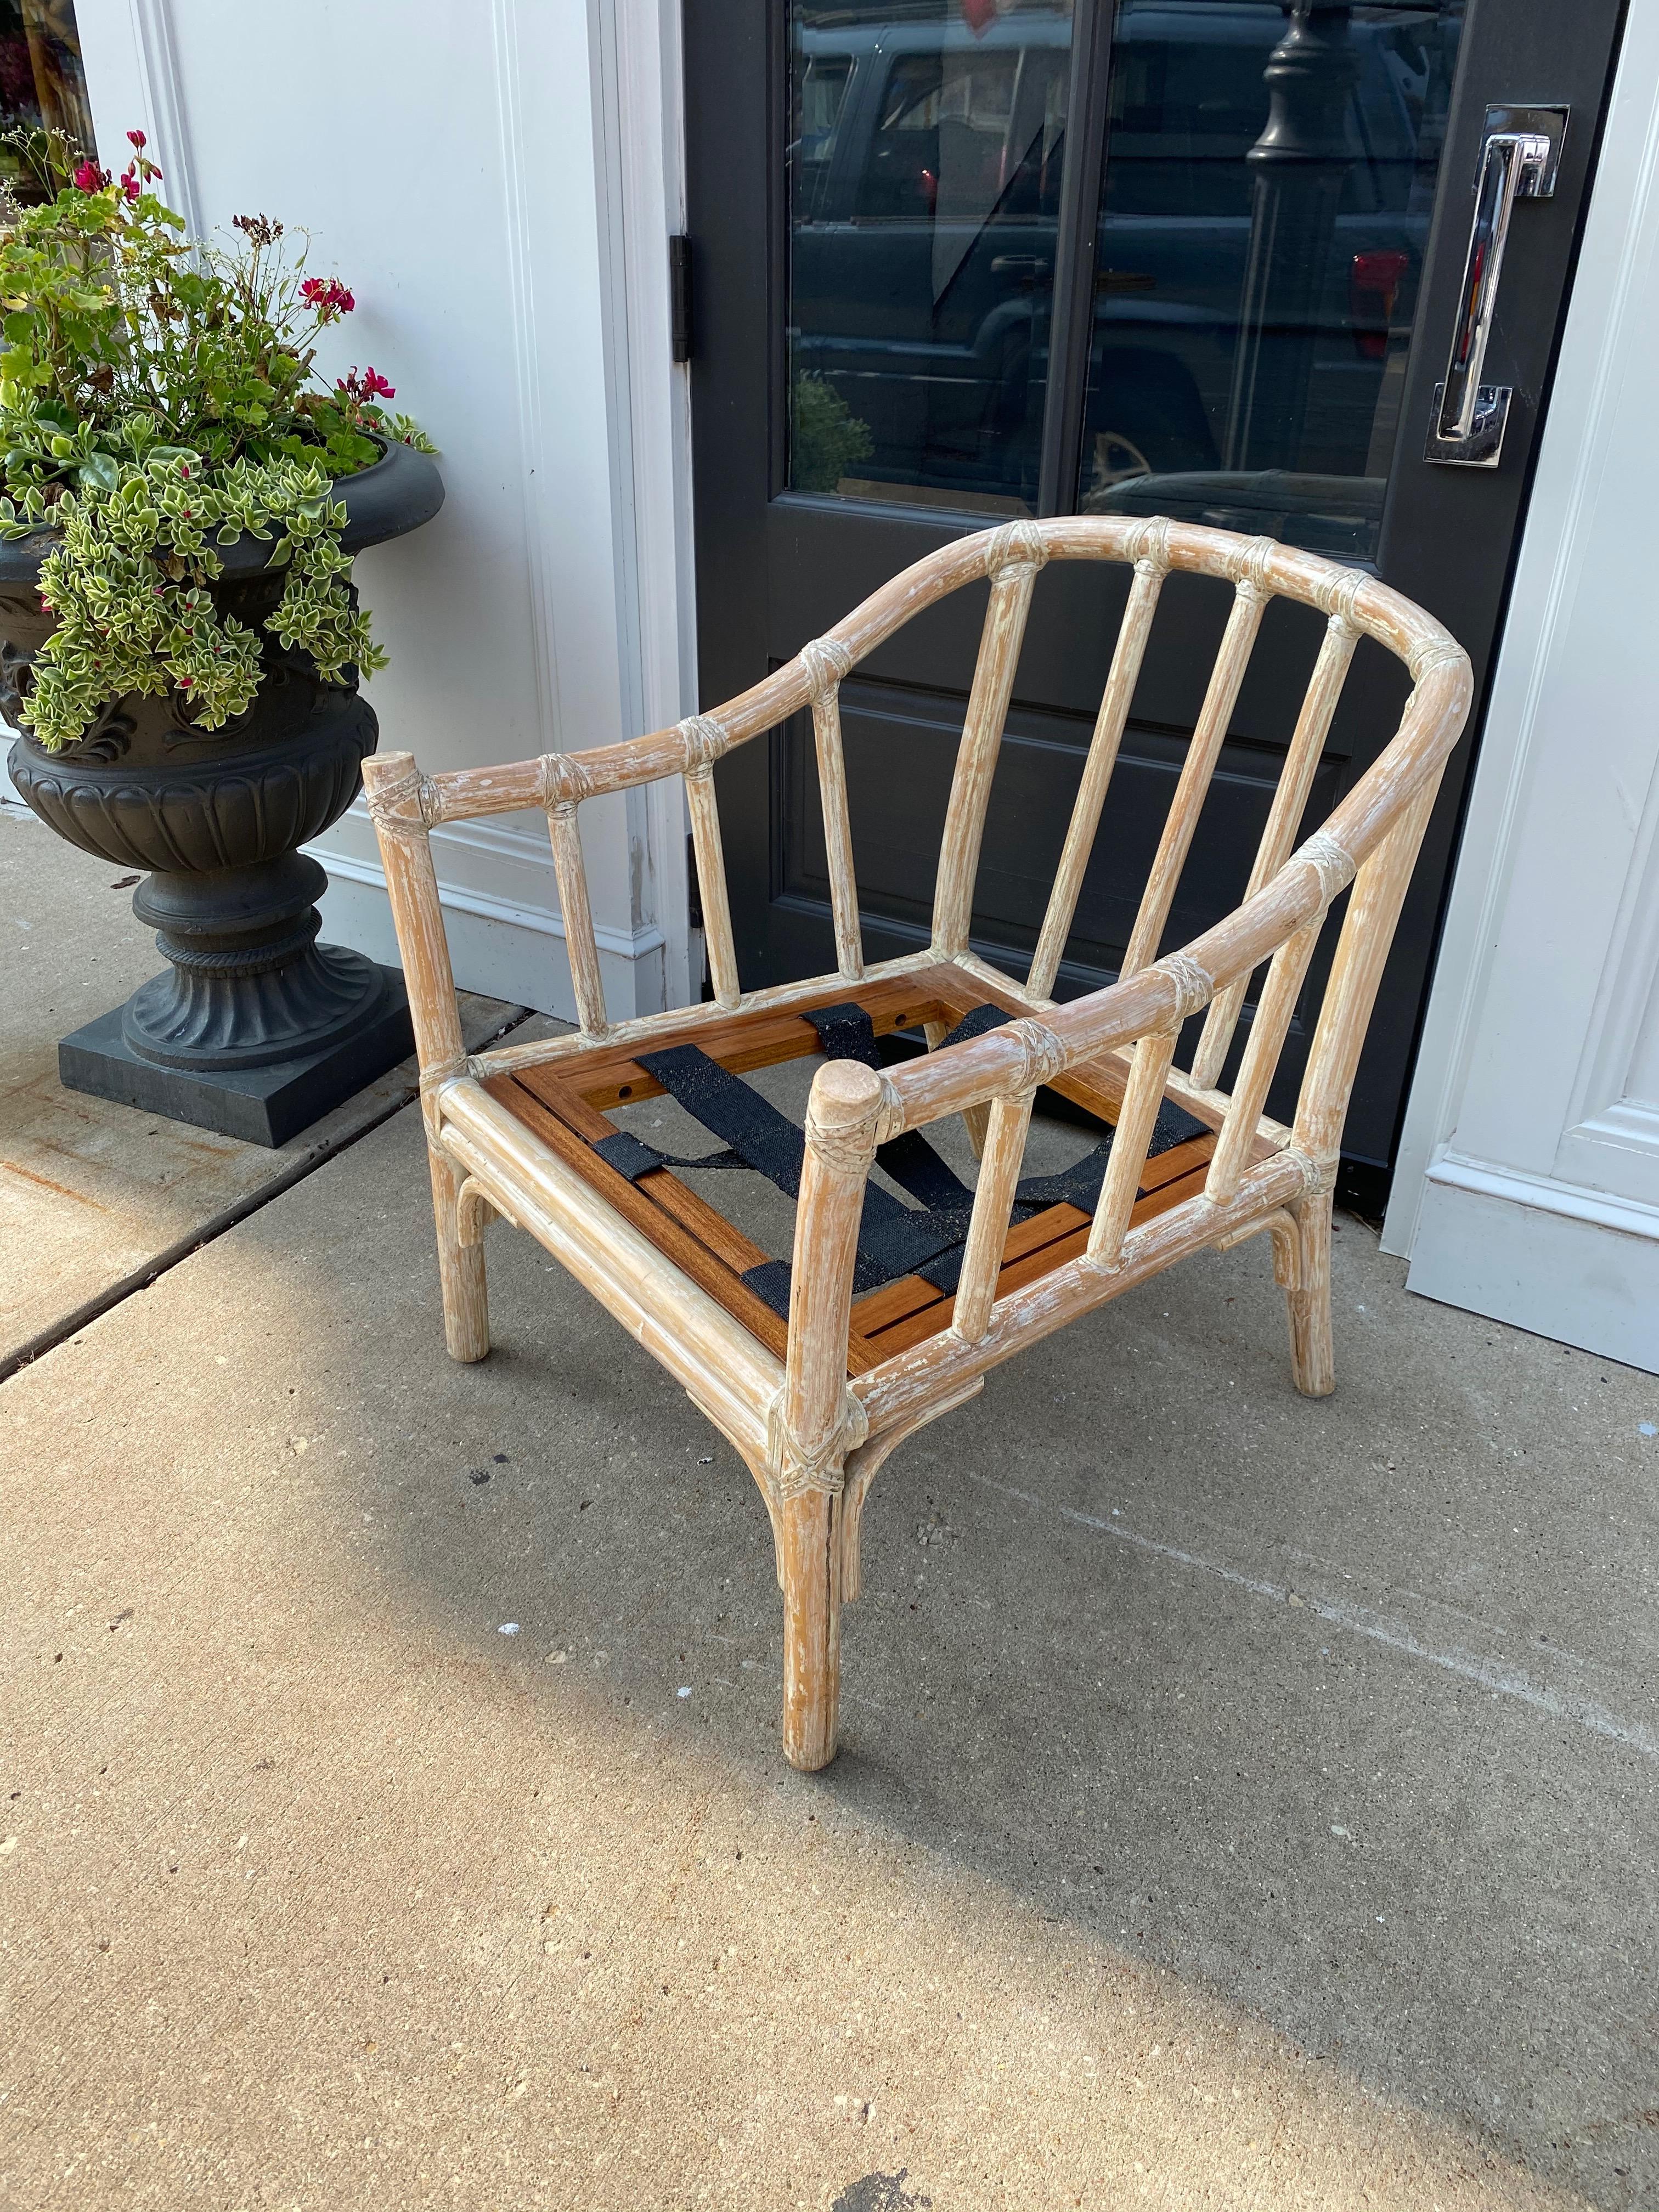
[1425,104,1568,469]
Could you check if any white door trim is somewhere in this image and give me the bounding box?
[1384,3,1659,1372]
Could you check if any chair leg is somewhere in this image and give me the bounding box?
[778,1483,845,1771]
[1284,1188,1334,1398]
[428,1143,490,1363]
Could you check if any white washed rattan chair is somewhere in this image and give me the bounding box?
[363,518,1470,1771]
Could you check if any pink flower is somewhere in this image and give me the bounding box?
[119,167,140,202]
[72,160,109,194]
[336,365,394,407]
[301,276,356,324]
[126,129,146,149]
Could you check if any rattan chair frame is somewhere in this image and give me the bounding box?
[363,516,1471,1770]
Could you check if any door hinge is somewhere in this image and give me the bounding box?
[669,234,692,364]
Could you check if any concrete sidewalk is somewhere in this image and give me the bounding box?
[2,1076,1655,2210]
[0,808,523,1369]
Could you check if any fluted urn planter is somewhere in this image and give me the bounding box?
[4,438,443,1145]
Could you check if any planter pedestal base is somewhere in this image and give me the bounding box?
[59,964,414,1147]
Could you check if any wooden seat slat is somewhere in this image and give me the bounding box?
[492,967,1226,1374]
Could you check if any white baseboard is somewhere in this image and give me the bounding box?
[1406,1156,1659,1373]
[309,802,668,1024]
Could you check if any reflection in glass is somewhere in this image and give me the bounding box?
[1080,0,1463,560]
[0,0,95,201]
[788,0,1073,514]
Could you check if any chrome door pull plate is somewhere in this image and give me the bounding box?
[1425,104,1569,469]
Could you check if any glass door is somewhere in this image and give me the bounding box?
[687,0,1624,1185]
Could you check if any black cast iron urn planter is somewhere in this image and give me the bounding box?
[3,438,443,1146]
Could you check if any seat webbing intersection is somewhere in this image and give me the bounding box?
[590,1003,1204,1318]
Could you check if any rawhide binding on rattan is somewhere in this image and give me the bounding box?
[363,517,1472,1771]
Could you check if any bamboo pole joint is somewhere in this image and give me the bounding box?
[1152,950,1215,1023]
[984,517,1048,578]
[800,635,855,701]
[362,755,438,832]
[766,1384,870,1503]
[679,712,733,774]
[1296,828,1356,905]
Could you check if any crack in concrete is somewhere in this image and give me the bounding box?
[966,1470,1659,1764]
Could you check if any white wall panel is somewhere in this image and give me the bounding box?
[67,0,692,1021]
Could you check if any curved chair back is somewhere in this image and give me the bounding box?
[369,514,1470,1186]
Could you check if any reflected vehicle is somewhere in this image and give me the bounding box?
[788,0,1458,545]
[790,5,1071,508]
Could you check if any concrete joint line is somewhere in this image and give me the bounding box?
[0,1006,536,1390]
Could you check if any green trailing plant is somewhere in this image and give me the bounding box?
[0,125,435,751]
[791,371,872,494]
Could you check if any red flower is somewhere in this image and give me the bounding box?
[336,365,395,407]
[72,160,110,194]
[126,129,146,149]
[301,275,356,324]
[119,166,141,202]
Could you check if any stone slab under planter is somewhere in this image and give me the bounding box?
[58,962,415,1147]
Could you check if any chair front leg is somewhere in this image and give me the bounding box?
[1283,1186,1334,1398]
[778,1480,847,1770]
[774,1057,886,1770]
[428,1142,490,1364]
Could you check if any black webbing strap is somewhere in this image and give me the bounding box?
[635,1042,966,1311]
[594,1128,745,1182]
[589,1006,1208,1318]
[805,1004,974,1214]
[931,999,1207,1197]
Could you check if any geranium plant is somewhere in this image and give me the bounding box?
[0,126,433,751]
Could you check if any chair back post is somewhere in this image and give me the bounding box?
[1028,520,1170,1000]
[362,750,466,1101]
[1290,769,1443,1176]
[1188,576,1362,1087]
[680,713,743,1008]
[931,521,1047,957]
[800,635,864,981]
[537,752,610,1038]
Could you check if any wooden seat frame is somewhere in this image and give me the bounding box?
[363,517,1471,1771]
